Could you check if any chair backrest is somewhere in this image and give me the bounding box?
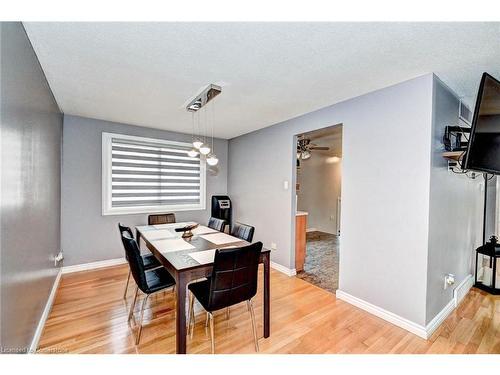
[118,223,134,260]
[231,222,255,242]
[208,217,226,232]
[207,242,263,311]
[148,213,176,225]
[118,223,134,238]
[119,231,149,293]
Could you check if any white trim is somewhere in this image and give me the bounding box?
[425,299,455,338]
[453,274,474,307]
[336,287,473,340]
[62,257,127,274]
[335,289,428,339]
[29,269,62,353]
[101,132,206,216]
[270,261,297,277]
[306,227,318,233]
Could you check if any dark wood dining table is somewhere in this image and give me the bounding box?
[135,223,271,354]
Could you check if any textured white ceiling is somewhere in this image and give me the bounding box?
[24,22,500,139]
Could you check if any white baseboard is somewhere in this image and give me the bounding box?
[270,261,297,277]
[336,289,428,339]
[306,228,317,233]
[425,299,455,338]
[29,269,62,353]
[453,274,474,307]
[337,281,474,340]
[62,257,126,274]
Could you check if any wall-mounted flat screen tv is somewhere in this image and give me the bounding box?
[464,73,500,174]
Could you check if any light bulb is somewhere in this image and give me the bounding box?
[326,156,341,164]
[206,154,219,166]
[193,139,203,149]
[199,145,211,155]
[301,150,311,160]
[187,148,199,158]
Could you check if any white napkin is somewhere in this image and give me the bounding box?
[142,229,175,241]
[191,225,219,235]
[189,245,238,264]
[153,238,196,253]
[153,221,196,230]
[200,232,241,245]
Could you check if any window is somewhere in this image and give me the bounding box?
[102,132,206,215]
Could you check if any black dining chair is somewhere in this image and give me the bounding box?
[187,242,263,353]
[148,213,176,225]
[119,224,161,299]
[207,217,226,232]
[119,230,176,345]
[231,222,255,242]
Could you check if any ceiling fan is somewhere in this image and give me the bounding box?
[297,136,330,160]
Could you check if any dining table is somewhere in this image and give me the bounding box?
[135,222,271,354]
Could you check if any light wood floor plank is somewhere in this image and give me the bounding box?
[37,264,500,354]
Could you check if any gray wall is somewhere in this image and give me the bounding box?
[61,115,228,266]
[229,74,435,326]
[1,22,63,351]
[297,153,342,234]
[425,76,487,324]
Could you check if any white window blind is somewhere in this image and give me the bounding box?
[102,132,206,215]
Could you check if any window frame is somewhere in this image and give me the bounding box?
[101,132,206,216]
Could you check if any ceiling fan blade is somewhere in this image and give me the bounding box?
[310,146,330,150]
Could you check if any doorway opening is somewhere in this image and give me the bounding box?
[294,124,342,293]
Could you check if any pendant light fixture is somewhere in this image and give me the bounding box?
[199,106,211,155]
[206,100,219,166]
[188,112,199,157]
[186,84,221,165]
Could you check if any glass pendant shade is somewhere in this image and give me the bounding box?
[301,150,311,160]
[193,139,203,149]
[187,148,199,158]
[199,145,211,155]
[206,154,219,166]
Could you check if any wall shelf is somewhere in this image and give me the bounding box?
[442,151,465,162]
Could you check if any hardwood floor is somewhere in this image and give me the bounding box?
[38,264,500,354]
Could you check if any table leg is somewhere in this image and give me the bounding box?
[263,252,270,338]
[175,273,187,354]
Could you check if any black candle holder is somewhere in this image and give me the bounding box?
[474,235,500,295]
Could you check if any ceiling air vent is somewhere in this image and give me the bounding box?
[459,100,472,126]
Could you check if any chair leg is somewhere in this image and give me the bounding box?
[209,312,215,354]
[247,300,259,352]
[123,270,131,299]
[188,292,195,339]
[136,294,150,345]
[128,286,139,322]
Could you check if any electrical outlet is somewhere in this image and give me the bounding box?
[330,215,335,221]
[54,251,64,266]
[444,274,455,290]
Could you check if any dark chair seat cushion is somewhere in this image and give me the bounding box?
[142,254,160,270]
[188,279,211,311]
[145,267,176,294]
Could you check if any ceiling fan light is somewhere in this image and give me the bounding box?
[301,150,311,160]
[206,154,219,166]
[193,139,204,149]
[187,148,199,158]
[199,145,211,155]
